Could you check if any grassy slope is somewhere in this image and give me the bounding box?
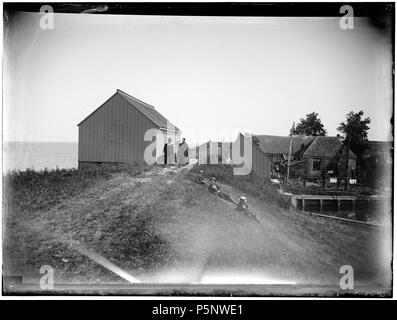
[3,165,392,292]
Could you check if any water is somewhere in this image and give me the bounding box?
[300,198,391,225]
[3,142,78,172]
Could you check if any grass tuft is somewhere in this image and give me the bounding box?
[3,163,149,214]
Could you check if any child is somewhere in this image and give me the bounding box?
[236,196,258,221]
[207,177,220,193]
[236,196,249,212]
[194,170,206,185]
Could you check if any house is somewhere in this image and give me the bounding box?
[255,135,315,163]
[77,89,181,168]
[362,141,393,166]
[298,136,357,178]
[255,135,357,179]
[192,134,271,179]
[193,141,233,165]
[361,141,393,189]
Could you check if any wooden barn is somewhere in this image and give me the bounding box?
[77,89,181,168]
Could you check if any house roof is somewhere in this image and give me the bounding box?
[78,89,181,132]
[255,134,357,160]
[255,135,315,154]
[303,136,357,159]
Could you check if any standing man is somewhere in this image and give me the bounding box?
[165,138,175,165]
[177,138,189,165]
[163,139,168,165]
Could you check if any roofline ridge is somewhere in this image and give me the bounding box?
[117,89,181,133]
[254,134,286,137]
[254,134,316,139]
[77,91,118,126]
[77,89,181,132]
[116,89,156,109]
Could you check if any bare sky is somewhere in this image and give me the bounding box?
[4,12,393,143]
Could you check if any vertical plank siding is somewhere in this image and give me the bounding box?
[252,142,271,179]
[78,94,157,164]
[236,133,271,179]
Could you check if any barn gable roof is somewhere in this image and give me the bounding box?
[303,136,357,159]
[254,134,357,160]
[255,135,315,155]
[117,89,180,132]
[78,89,181,132]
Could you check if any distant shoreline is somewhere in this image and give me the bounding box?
[4,141,78,144]
[3,141,78,172]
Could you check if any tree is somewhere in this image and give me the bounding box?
[252,135,260,147]
[337,110,371,158]
[337,110,371,190]
[294,112,327,136]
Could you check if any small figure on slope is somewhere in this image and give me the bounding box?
[236,196,249,212]
[207,177,235,204]
[194,170,206,185]
[235,196,260,223]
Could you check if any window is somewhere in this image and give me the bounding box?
[312,157,322,171]
[109,125,124,144]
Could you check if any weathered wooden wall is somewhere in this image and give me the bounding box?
[78,93,158,165]
[236,133,271,179]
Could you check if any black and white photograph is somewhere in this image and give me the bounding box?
[1,2,394,298]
